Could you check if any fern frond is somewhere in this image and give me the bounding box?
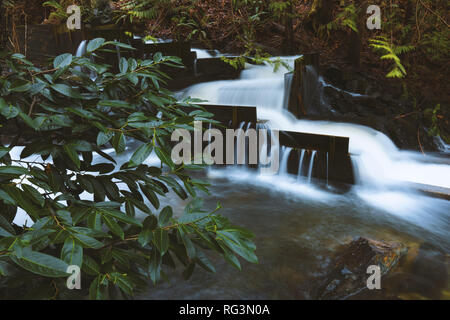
[386,68,404,78]
[369,36,411,79]
[380,53,400,63]
[393,45,415,55]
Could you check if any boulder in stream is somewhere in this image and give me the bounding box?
[314,237,408,300]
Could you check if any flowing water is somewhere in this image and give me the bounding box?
[139,173,449,300]
[141,52,449,300]
[10,44,450,299]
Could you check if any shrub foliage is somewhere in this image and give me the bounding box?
[0,39,257,299]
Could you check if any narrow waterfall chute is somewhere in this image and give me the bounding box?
[298,149,306,179]
[307,151,317,184]
[280,147,293,176]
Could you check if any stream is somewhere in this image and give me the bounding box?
[140,50,450,299]
[10,46,450,299]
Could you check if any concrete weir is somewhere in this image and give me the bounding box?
[197,105,355,186]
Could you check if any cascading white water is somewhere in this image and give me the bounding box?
[184,57,299,110]
[298,149,306,179]
[180,55,450,223]
[75,40,88,72]
[236,122,247,165]
[181,58,450,188]
[435,135,450,154]
[307,151,317,184]
[279,147,292,175]
[76,40,87,57]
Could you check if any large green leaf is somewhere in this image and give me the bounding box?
[82,255,100,276]
[119,57,128,74]
[97,208,142,227]
[0,146,10,159]
[64,144,81,169]
[51,84,83,99]
[54,53,73,69]
[89,275,109,300]
[148,249,161,284]
[0,104,19,119]
[96,131,114,146]
[152,229,169,255]
[158,206,172,227]
[112,132,126,154]
[140,184,160,209]
[61,237,83,267]
[128,143,153,168]
[21,185,45,208]
[70,232,104,249]
[178,226,196,259]
[86,38,105,53]
[98,100,133,109]
[0,189,15,205]
[111,272,133,296]
[102,215,124,240]
[0,166,29,176]
[138,226,153,247]
[10,80,31,92]
[216,230,258,264]
[11,248,70,278]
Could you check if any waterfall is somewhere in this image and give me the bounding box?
[181,57,450,190]
[75,40,97,80]
[435,135,450,154]
[232,122,247,165]
[75,40,87,73]
[307,151,317,184]
[183,57,299,110]
[297,149,306,179]
[279,147,292,175]
[76,40,87,57]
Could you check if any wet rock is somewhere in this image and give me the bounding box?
[324,64,343,87]
[312,67,440,152]
[313,237,408,300]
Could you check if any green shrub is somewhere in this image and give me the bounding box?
[0,39,257,299]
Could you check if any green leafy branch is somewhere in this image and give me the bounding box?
[0,39,257,299]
